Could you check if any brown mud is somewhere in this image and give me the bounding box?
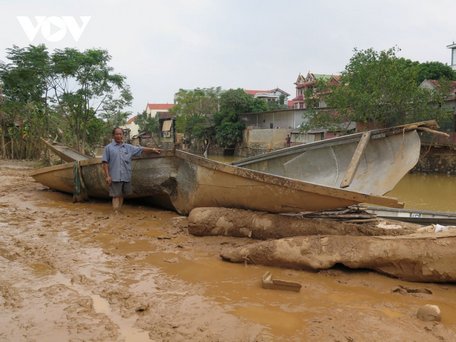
[1,159,456,341]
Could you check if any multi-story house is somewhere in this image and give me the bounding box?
[291,72,341,109]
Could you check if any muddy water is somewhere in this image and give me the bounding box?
[143,251,456,337]
[2,161,456,341]
[388,173,456,212]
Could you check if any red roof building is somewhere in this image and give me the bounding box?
[292,72,340,109]
[146,103,174,111]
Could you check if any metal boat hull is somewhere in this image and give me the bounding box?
[31,150,402,215]
[233,124,429,195]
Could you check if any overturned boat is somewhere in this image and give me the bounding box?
[30,149,402,215]
[233,121,442,196]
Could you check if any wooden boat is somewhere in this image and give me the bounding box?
[365,206,456,225]
[233,121,443,196]
[40,138,90,162]
[30,149,403,215]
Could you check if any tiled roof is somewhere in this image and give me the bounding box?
[127,115,138,124]
[244,89,269,95]
[146,103,174,110]
[245,88,290,96]
[423,80,456,92]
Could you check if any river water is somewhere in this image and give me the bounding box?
[210,155,456,213]
[388,173,456,212]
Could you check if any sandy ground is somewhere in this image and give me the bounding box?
[1,159,456,341]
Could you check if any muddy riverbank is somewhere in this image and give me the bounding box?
[1,159,456,341]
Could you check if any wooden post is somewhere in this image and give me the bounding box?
[340,131,371,188]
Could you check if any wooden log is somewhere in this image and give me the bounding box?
[220,232,456,282]
[187,207,419,239]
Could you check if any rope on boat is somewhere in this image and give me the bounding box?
[72,161,88,202]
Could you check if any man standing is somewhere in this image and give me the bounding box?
[102,127,160,212]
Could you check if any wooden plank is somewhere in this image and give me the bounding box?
[340,131,371,188]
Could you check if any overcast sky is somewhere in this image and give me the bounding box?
[1,0,455,116]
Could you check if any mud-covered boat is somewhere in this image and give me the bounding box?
[30,149,402,215]
[233,121,442,196]
[40,138,90,162]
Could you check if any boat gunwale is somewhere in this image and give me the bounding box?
[40,138,92,162]
[175,149,403,208]
[232,120,435,166]
[30,152,174,176]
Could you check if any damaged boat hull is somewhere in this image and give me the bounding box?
[233,122,435,195]
[30,150,402,215]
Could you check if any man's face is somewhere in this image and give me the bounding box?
[113,129,123,144]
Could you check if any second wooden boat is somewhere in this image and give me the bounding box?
[233,121,441,196]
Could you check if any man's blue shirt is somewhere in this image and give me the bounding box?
[102,141,143,182]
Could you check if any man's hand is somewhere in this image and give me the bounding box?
[144,147,161,154]
[105,175,112,186]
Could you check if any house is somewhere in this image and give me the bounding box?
[244,88,290,105]
[448,42,456,70]
[145,103,174,117]
[419,79,456,136]
[292,72,340,109]
[420,79,456,99]
[122,103,174,138]
[145,103,175,138]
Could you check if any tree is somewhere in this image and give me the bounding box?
[213,89,254,148]
[0,45,132,159]
[135,110,160,135]
[415,61,456,84]
[171,87,286,149]
[299,77,346,132]
[322,47,447,128]
[0,45,53,159]
[51,48,132,153]
[171,87,221,143]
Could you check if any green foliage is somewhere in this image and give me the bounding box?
[323,47,446,128]
[301,48,456,132]
[416,78,455,131]
[0,45,53,158]
[218,88,253,117]
[169,86,288,148]
[135,110,160,135]
[214,89,253,147]
[0,44,132,159]
[51,47,132,152]
[172,87,221,118]
[415,61,456,84]
[1,45,51,104]
[171,87,220,143]
[215,121,244,148]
